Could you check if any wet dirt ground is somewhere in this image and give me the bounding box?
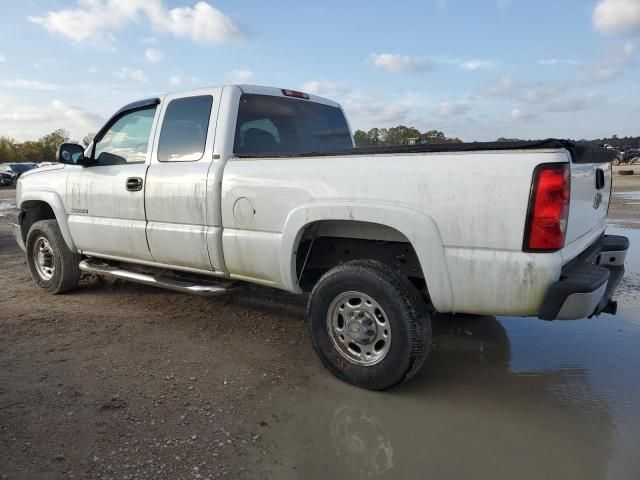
[1,178,640,480]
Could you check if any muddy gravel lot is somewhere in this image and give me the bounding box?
[1,178,640,480]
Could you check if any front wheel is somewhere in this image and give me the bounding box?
[307,260,431,390]
[26,220,81,294]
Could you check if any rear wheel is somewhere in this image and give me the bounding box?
[307,260,431,390]
[26,220,81,294]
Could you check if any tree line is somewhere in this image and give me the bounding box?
[354,126,462,147]
[2,127,638,164]
[0,129,95,164]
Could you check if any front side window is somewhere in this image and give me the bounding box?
[158,95,213,162]
[233,94,353,156]
[94,107,156,165]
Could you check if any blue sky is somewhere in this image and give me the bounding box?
[0,0,639,141]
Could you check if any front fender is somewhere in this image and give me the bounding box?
[280,201,454,312]
[19,189,77,252]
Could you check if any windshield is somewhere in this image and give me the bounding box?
[9,163,37,173]
[234,94,353,156]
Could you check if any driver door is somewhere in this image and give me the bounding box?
[67,103,160,261]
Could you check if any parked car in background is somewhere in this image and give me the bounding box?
[1,163,37,182]
[0,171,14,186]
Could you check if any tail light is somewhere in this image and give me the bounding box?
[523,163,571,252]
[281,89,309,99]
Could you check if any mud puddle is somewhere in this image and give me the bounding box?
[259,227,640,480]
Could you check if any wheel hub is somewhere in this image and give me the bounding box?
[327,291,392,366]
[345,311,376,344]
[32,236,55,281]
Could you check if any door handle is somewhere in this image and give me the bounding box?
[126,177,143,191]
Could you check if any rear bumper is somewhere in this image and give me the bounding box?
[539,234,629,320]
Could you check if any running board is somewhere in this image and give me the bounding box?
[79,259,238,296]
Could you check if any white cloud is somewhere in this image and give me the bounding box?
[116,67,148,83]
[369,53,432,73]
[486,72,521,96]
[0,79,60,91]
[593,0,640,34]
[510,108,538,122]
[301,80,351,97]
[0,106,51,123]
[486,73,602,113]
[538,58,580,66]
[461,59,497,71]
[88,67,98,74]
[145,48,164,63]
[435,56,498,71]
[0,54,5,63]
[169,75,183,86]
[225,69,254,83]
[28,0,246,49]
[342,97,412,126]
[578,41,637,83]
[0,100,103,140]
[438,101,471,116]
[154,2,246,44]
[52,100,103,130]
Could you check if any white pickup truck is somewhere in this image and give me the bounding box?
[13,84,629,390]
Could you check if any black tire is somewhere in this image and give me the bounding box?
[26,220,81,294]
[307,260,431,390]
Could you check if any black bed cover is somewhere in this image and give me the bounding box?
[236,138,616,164]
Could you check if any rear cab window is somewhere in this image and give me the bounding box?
[158,95,213,162]
[233,94,352,156]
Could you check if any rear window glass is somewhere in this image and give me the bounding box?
[158,95,213,162]
[233,94,352,156]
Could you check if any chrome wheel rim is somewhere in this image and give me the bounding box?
[33,236,55,281]
[327,291,391,366]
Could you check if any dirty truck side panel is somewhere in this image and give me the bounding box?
[65,103,163,262]
[144,87,224,271]
[220,149,571,315]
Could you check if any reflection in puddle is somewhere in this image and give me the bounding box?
[331,406,393,478]
[613,191,640,204]
[262,228,640,480]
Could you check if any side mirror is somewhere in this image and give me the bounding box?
[56,143,87,165]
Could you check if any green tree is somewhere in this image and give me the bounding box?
[0,137,18,163]
[39,129,71,163]
[421,130,447,144]
[388,125,421,145]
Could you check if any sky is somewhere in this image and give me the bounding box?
[0,0,639,142]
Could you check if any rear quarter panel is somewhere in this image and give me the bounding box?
[221,149,569,315]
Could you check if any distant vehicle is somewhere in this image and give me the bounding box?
[1,163,37,181]
[0,171,13,186]
[11,84,629,390]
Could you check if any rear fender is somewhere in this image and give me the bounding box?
[280,202,454,312]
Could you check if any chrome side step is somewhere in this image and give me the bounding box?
[79,259,238,296]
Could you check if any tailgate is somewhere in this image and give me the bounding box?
[564,157,612,245]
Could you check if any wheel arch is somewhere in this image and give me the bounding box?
[280,202,454,312]
[19,191,77,252]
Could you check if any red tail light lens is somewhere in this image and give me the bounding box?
[524,163,571,251]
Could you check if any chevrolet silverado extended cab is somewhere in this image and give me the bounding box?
[13,84,629,390]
